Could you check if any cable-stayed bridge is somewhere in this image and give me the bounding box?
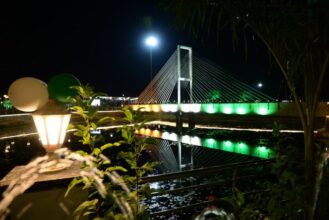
[138,45,274,104]
[132,46,328,123]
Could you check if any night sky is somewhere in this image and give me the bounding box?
[0,0,284,98]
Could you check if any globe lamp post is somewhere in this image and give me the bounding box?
[8,76,75,172]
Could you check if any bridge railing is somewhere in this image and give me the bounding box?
[130,102,329,117]
[141,159,274,218]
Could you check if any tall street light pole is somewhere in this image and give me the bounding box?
[145,35,158,84]
[150,47,153,82]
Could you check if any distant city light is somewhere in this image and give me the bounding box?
[257,82,263,88]
[145,36,158,47]
[5,145,11,153]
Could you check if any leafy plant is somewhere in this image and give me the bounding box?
[265,131,305,219]
[65,85,134,219]
[220,176,266,220]
[117,107,158,215]
[66,85,157,219]
[68,85,111,151]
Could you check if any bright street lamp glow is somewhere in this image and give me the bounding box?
[257,82,263,88]
[145,36,158,47]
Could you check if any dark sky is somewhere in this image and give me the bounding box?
[0,0,283,98]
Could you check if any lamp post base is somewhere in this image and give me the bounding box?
[38,153,73,173]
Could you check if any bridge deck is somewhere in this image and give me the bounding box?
[131,102,329,117]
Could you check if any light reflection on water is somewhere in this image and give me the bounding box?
[137,128,273,159]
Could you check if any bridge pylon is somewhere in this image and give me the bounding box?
[177,45,193,106]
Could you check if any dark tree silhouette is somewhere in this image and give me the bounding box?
[162,0,329,219]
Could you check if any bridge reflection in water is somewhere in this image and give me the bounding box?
[137,128,273,172]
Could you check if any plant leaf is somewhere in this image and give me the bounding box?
[100,142,121,151]
[65,177,83,197]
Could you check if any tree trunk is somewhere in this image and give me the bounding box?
[305,126,316,220]
[304,113,323,220]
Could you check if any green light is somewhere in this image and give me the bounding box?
[258,107,268,115]
[235,142,250,154]
[208,138,215,144]
[219,104,233,114]
[199,103,279,115]
[238,142,244,148]
[221,140,234,152]
[223,140,233,147]
[202,139,274,159]
[235,103,250,115]
[223,106,233,114]
[252,146,273,159]
[202,104,219,114]
[236,107,247,114]
[203,138,219,149]
[206,104,215,113]
[253,103,277,115]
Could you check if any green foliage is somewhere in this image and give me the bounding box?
[66,85,157,219]
[68,85,111,151]
[65,177,83,197]
[118,107,159,204]
[73,199,99,220]
[240,91,252,102]
[265,132,305,219]
[2,99,13,110]
[207,90,221,102]
[220,187,264,220]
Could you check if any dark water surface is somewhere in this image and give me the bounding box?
[0,125,303,219]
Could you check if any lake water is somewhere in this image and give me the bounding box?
[0,123,301,178]
[0,124,303,219]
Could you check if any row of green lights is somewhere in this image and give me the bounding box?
[161,132,273,159]
[132,103,278,115]
[203,138,273,159]
[201,103,277,115]
[141,129,273,159]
